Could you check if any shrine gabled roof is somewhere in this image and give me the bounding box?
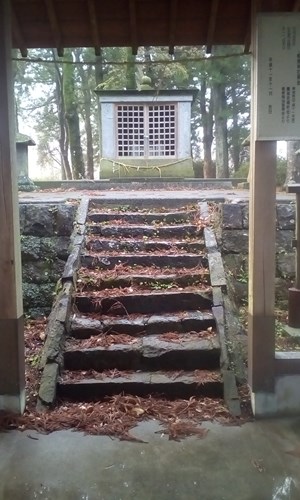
[11,0,299,57]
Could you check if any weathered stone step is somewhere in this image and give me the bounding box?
[87,224,201,239]
[75,291,213,315]
[81,253,208,270]
[71,311,215,338]
[58,370,223,400]
[77,271,209,291]
[88,210,197,224]
[64,335,220,372]
[86,238,204,253]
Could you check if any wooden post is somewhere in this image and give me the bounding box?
[248,141,276,391]
[248,7,276,393]
[0,0,25,413]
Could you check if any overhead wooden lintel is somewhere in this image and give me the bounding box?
[87,0,101,56]
[293,0,300,11]
[244,18,251,54]
[168,0,178,55]
[129,0,138,55]
[206,0,219,54]
[11,7,28,57]
[44,0,64,57]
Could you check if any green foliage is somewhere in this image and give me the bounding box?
[232,162,249,179]
[233,157,287,186]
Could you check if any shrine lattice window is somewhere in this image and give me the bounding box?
[116,103,177,158]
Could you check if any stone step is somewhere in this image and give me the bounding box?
[71,311,216,339]
[85,238,204,254]
[87,223,201,239]
[58,370,223,400]
[75,290,213,315]
[64,335,220,372]
[81,253,208,270]
[88,210,197,224]
[77,271,209,291]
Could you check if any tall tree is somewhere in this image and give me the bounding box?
[63,49,85,179]
[286,141,300,184]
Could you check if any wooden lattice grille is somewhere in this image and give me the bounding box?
[148,104,176,157]
[116,103,177,158]
[117,105,145,157]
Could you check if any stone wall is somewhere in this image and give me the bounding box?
[20,202,77,317]
[215,202,295,307]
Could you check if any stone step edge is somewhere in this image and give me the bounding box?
[58,370,223,400]
[70,311,216,338]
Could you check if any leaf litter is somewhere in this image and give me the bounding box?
[0,318,251,441]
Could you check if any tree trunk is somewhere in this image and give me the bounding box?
[230,86,241,172]
[286,140,300,184]
[212,82,229,178]
[75,50,94,179]
[125,48,136,89]
[53,53,72,180]
[63,49,85,179]
[95,51,104,163]
[199,77,214,178]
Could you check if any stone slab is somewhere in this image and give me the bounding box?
[38,362,60,406]
[222,369,241,417]
[58,370,223,400]
[88,223,201,239]
[208,252,227,290]
[81,253,208,270]
[75,291,213,315]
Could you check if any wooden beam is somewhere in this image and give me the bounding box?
[168,0,178,55]
[244,17,251,54]
[11,6,28,57]
[0,0,25,413]
[44,0,64,57]
[293,0,300,11]
[206,0,219,54]
[129,0,138,55]
[87,0,101,56]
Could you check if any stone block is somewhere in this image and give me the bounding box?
[22,260,64,284]
[22,205,55,236]
[222,254,248,278]
[277,203,295,229]
[241,204,249,229]
[23,283,55,311]
[38,362,59,406]
[276,252,296,278]
[21,236,41,261]
[221,204,243,229]
[222,230,248,254]
[40,320,66,368]
[276,230,294,251]
[19,204,26,230]
[55,204,77,236]
[40,237,70,261]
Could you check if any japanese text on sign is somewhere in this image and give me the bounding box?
[256,14,300,140]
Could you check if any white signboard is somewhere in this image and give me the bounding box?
[256,14,300,140]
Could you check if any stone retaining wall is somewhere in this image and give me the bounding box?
[20,202,77,317]
[215,202,295,307]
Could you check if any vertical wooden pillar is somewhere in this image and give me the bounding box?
[0,0,25,413]
[248,141,276,391]
[248,8,276,393]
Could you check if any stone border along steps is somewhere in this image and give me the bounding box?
[38,198,240,417]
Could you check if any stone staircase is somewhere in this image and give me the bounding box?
[57,201,227,403]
